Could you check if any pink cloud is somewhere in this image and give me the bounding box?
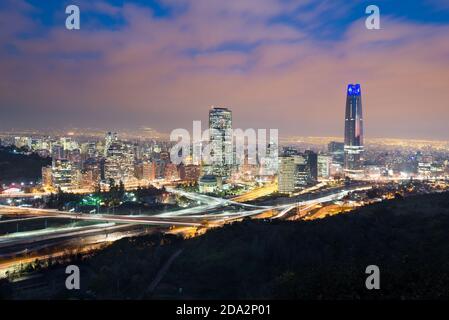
[0,2,448,140]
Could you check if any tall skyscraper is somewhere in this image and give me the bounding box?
[328,141,345,164]
[51,159,74,190]
[278,156,296,194]
[317,154,331,179]
[344,84,364,177]
[208,106,232,178]
[104,139,135,184]
[104,132,118,157]
[305,150,318,182]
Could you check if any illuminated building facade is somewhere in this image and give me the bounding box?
[318,154,331,179]
[104,132,118,156]
[344,84,364,177]
[52,159,74,190]
[305,150,318,182]
[81,169,95,189]
[179,164,201,182]
[208,106,233,178]
[41,166,53,188]
[164,163,179,181]
[142,162,156,181]
[278,156,296,194]
[104,140,135,184]
[328,141,344,164]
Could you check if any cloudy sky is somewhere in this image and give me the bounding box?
[0,0,448,139]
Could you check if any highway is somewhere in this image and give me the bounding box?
[231,183,278,203]
[0,183,374,275]
[0,184,374,230]
[0,223,131,251]
[0,224,162,278]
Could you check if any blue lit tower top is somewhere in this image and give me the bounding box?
[347,84,361,96]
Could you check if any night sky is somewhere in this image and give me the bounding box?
[0,0,448,139]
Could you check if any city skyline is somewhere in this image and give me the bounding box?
[1,0,449,140]
[2,0,449,305]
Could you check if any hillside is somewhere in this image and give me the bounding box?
[0,146,51,184]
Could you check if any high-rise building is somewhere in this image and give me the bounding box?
[318,154,332,179]
[83,141,98,158]
[344,84,364,177]
[104,132,118,157]
[80,169,95,189]
[104,140,135,184]
[51,144,65,160]
[278,156,296,194]
[208,106,232,178]
[328,141,344,153]
[179,164,201,182]
[292,154,310,187]
[52,159,74,190]
[143,162,156,181]
[259,141,279,177]
[417,153,433,178]
[328,141,345,164]
[135,161,157,181]
[305,150,318,182]
[41,166,53,188]
[60,137,78,151]
[164,163,179,181]
[83,158,101,183]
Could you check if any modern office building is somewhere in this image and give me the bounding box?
[278,156,296,194]
[51,144,65,160]
[179,164,201,182]
[328,141,344,154]
[80,169,95,189]
[259,141,279,177]
[83,158,102,183]
[292,154,310,187]
[41,166,53,188]
[318,154,332,179]
[164,163,179,181]
[344,84,365,177]
[104,140,135,184]
[52,159,74,190]
[104,132,118,157]
[143,161,157,181]
[417,154,433,178]
[328,141,345,165]
[305,150,318,182]
[208,106,233,178]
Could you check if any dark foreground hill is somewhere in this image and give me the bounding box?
[2,191,449,299]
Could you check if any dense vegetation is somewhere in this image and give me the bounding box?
[0,146,51,184]
[3,191,449,299]
[45,184,168,213]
